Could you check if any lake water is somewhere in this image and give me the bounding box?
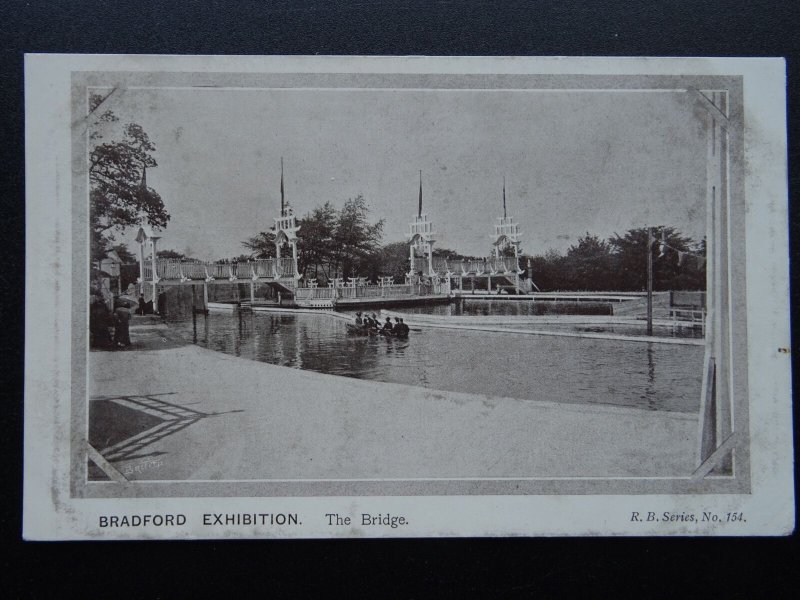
[167,310,703,413]
[392,299,704,339]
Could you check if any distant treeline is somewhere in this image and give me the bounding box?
[524,228,706,292]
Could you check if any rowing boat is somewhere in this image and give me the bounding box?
[346,323,409,338]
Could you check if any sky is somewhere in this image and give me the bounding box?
[98,86,708,261]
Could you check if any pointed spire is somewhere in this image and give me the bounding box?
[418,170,423,218]
[503,176,507,219]
[280,157,285,216]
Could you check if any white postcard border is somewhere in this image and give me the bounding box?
[23,55,792,539]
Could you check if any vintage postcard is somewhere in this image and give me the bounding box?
[23,55,792,539]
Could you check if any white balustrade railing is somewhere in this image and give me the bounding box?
[252,259,275,278]
[489,256,518,273]
[276,257,295,277]
[155,260,180,279]
[145,258,302,281]
[144,257,470,298]
[182,262,207,279]
[207,262,228,279]
[294,283,423,303]
[356,286,384,298]
[294,287,337,301]
[230,262,253,279]
[382,284,417,296]
[466,260,485,274]
[447,260,465,274]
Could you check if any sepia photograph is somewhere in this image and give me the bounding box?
[23,55,792,538]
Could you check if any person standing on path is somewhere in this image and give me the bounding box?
[113,304,132,347]
[89,294,112,348]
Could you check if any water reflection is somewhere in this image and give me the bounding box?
[165,311,703,413]
[646,344,656,411]
[394,301,703,339]
[492,322,704,339]
[400,299,612,317]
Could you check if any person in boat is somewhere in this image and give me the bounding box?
[358,313,370,330]
[369,313,379,330]
[395,317,410,337]
[354,311,363,326]
[381,316,394,335]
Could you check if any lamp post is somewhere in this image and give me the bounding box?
[646,227,653,336]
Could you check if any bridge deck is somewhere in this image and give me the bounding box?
[142,258,298,282]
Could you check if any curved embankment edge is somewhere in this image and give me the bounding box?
[89,342,699,482]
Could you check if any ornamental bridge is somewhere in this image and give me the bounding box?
[135,253,525,310]
[132,169,528,309]
[141,256,521,287]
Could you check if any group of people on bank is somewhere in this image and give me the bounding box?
[354,312,410,337]
[89,292,133,349]
[89,289,167,349]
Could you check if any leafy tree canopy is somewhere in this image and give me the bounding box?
[242,231,277,259]
[523,226,705,292]
[156,249,185,260]
[330,195,384,278]
[110,243,137,264]
[242,195,384,281]
[89,93,169,262]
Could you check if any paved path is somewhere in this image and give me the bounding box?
[89,337,699,481]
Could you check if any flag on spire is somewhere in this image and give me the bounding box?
[418,170,423,217]
[503,176,507,219]
[280,157,285,216]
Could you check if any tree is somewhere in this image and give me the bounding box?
[241,231,277,259]
[241,195,384,281]
[564,233,613,291]
[367,240,409,282]
[525,227,705,292]
[89,93,169,262]
[608,226,700,291]
[330,195,384,279]
[526,249,570,291]
[156,249,185,260]
[109,243,137,264]
[296,202,338,278]
[432,247,461,260]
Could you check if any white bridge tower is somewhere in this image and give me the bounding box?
[272,158,301,281]
[489,178,523,291]
[407,171,437,281]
